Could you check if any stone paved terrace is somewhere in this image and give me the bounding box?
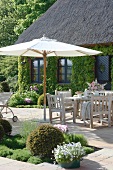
[0,108,113,170]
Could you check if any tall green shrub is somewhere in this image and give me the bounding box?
[46,57,57,94]
[18,56,30,92]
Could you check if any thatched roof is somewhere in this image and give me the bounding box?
[16,0,113,46]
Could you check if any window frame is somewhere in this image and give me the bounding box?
[31,58,44,83]
[57,58,72,84]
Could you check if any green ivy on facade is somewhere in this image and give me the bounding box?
[18,56,30,92]
[18,45,113,94]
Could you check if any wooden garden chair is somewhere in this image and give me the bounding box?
[47,93,75,124]
[87,94,112,128]
[55,89,73,115]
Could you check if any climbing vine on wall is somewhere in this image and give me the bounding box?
[71,56,95,94]
[18,44,113,93]
[46,57,58,94]
[18,56,30,92]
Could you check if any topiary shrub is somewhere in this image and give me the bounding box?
[0,81,10,92]
[0,125,5,140]
[37,93,43,105]
[0,119,12,135]
[26,124,64,158]
[37,94,48,106]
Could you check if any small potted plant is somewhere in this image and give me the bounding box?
[52,142,85,169]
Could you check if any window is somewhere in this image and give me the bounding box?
[58,58,72,83]
[31,58,43,83]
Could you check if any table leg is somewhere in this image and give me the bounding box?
[111,101,113,122]
[73,100,78,122]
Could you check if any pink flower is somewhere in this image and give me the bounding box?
[30,86,33,91]
[33,86,38,91]
[91,81,95,86]
[54,124,68,133]
[24,98,32,103]
[30,85,38,91]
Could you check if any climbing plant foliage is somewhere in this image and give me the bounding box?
[18,45,113,94]
[18,56,30,92]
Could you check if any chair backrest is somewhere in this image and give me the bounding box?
[47,93,75,124]
[55,89,72,96]
[84,90,93,97]
[91,94,112,116]
[98,92,105,96]
[55,89,72,106]
[47,93,64,112]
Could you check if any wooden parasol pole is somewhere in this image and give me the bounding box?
[43,51,47,120]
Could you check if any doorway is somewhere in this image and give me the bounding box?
[95,56,111,90]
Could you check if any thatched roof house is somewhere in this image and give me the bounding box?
[16,0,113,91]
[16,0,113,47]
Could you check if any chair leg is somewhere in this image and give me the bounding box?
[73,115,75,123]
[79,102,82,119]
[0,113,3,118]
[73,110,76,123]
[49,111,52,123]
[90,113,93,128]
[62,111,65,124]
[60,112,62,121]
[73,100,77,123]
[108,114,111,127]
[110,106,113,123]
[111,102,113,121]
[100,114,103,125]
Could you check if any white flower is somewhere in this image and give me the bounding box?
[52,142,85,163]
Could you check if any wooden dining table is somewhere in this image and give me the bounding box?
[65,90,113,122]
[65,96,89,120]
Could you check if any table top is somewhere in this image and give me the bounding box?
[65,92,113,101]
[65,96,90,101]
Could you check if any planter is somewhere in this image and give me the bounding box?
[58,159,80,169]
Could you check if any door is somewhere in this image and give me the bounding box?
[95,56,111,90]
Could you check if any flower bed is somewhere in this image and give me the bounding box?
[0,121,95,165]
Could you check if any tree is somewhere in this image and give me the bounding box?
[0,0,57,92]
[14,0,57,35]
[0,0,18,47]
[14,0,57,92]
